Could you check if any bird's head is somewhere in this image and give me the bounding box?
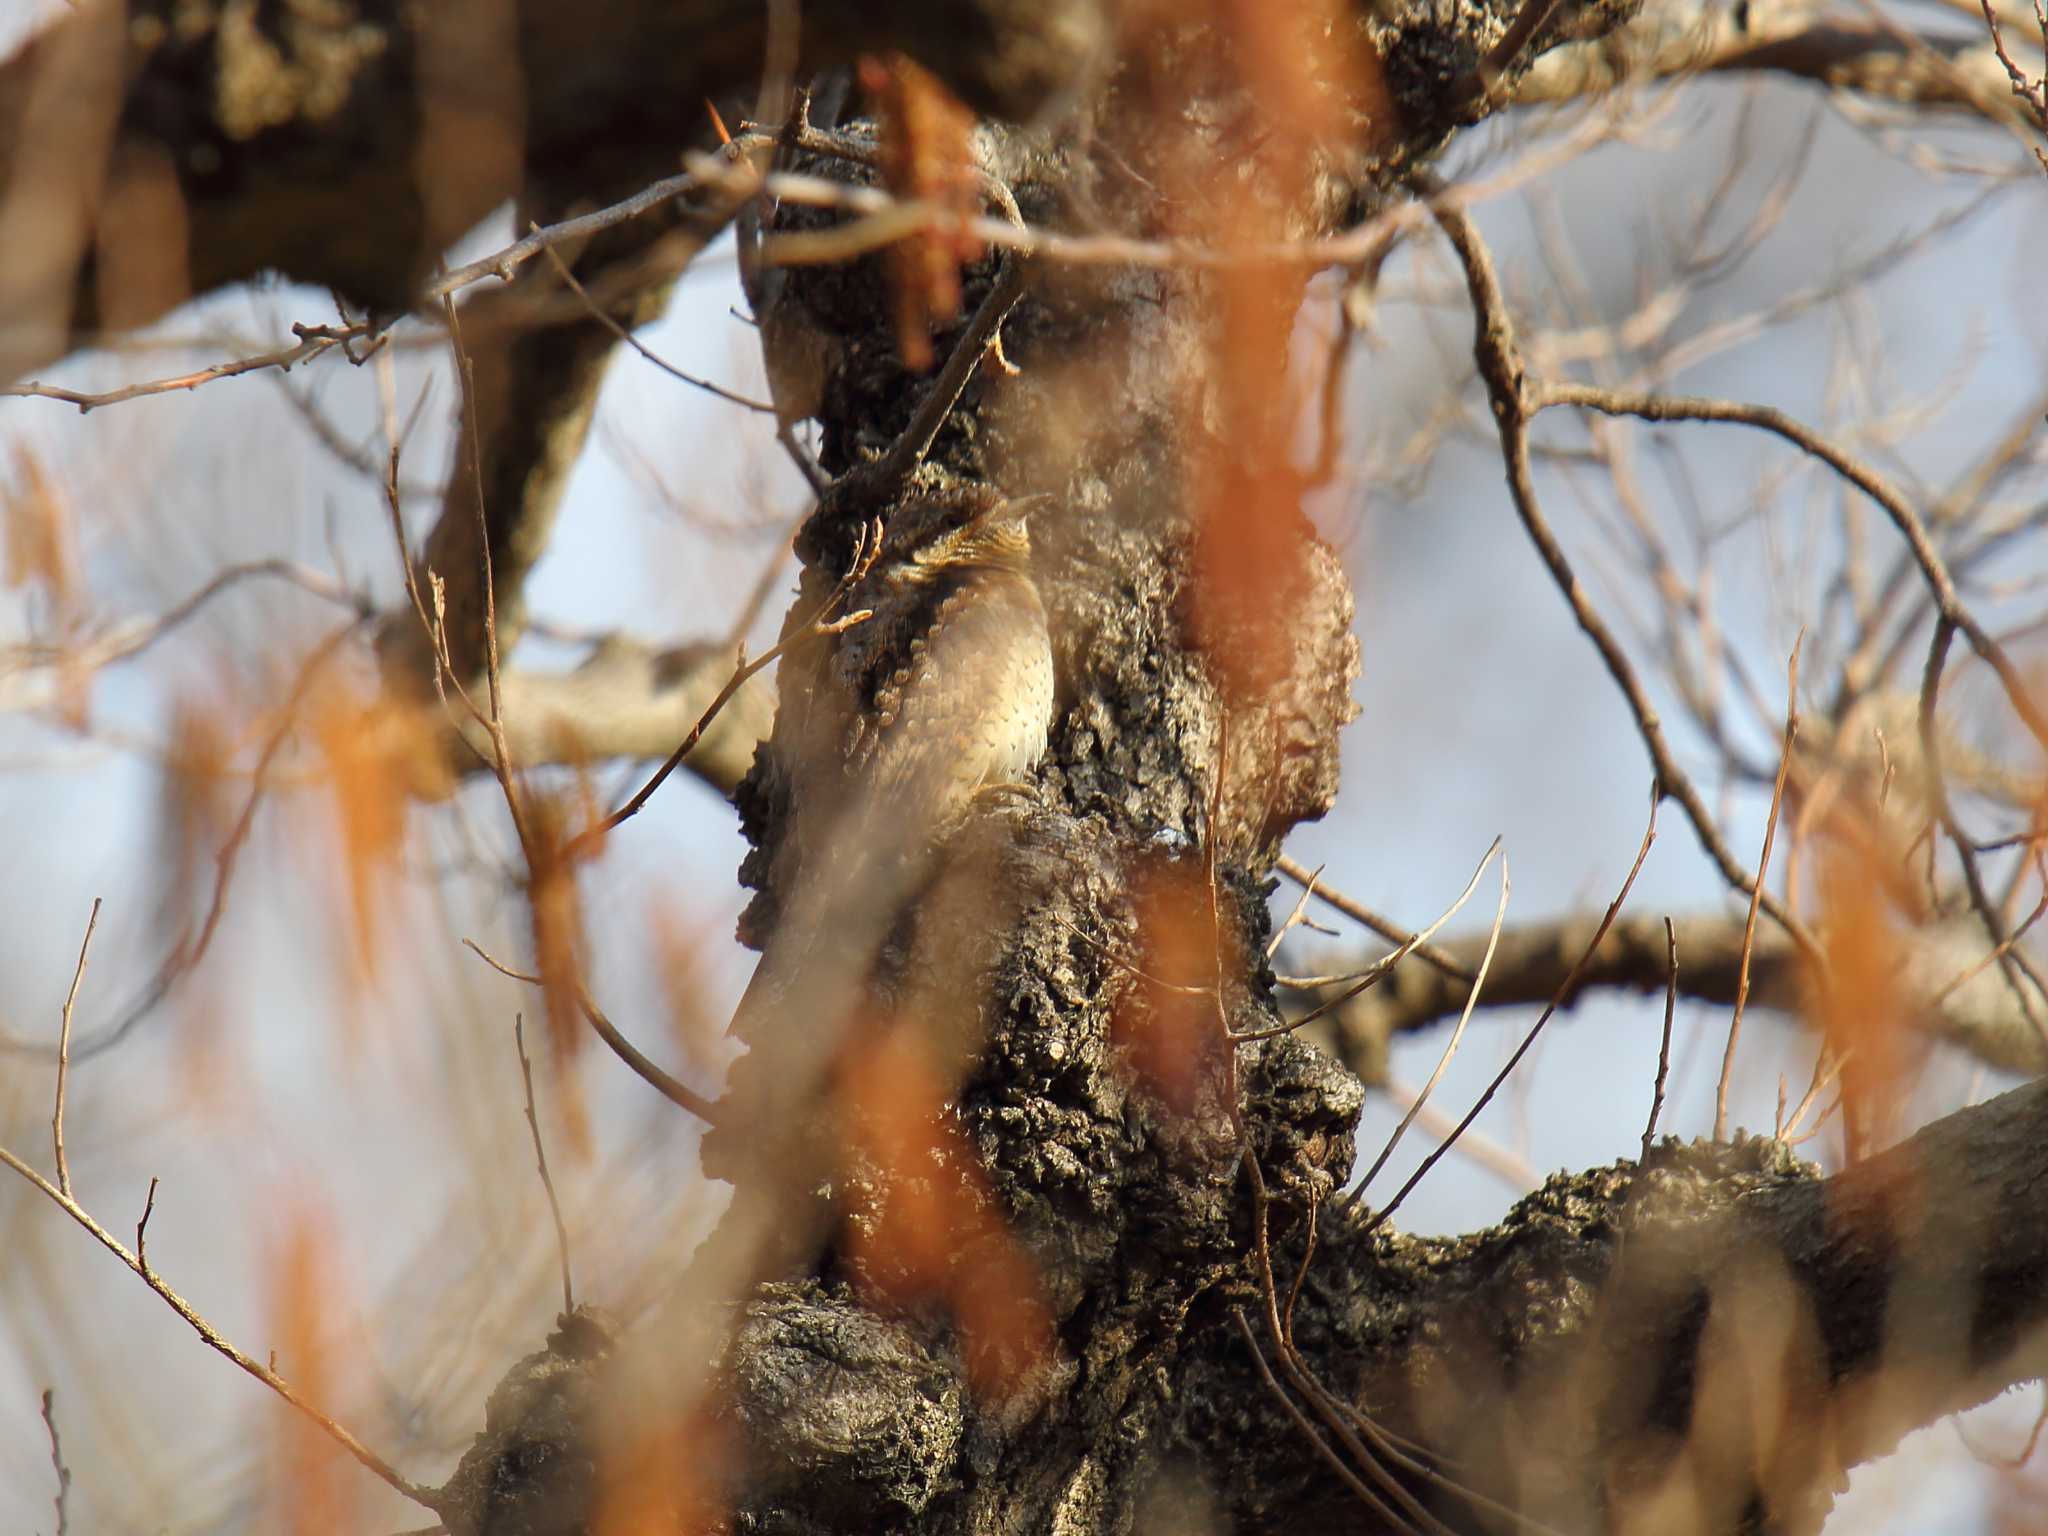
[909,493,1046,576]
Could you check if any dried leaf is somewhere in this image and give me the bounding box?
[308,683,436,990]
[5,445,78,612]
[594,1411,728,1536]
[269,1210,358,1536]
[1112,859,1233,1118]
[524,788,593,1157]
[1809,839,1926,1159]
[839,1026,1053,1395]
[159,690,235,918]
[862,52,982,371]
[650,897,718,1076]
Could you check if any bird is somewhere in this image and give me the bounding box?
[695,490,1056,1289]
[793,492,1054,864]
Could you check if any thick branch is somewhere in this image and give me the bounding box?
[1184,1078,2048,1535]
[1522,1,2047,128]
[441,640,776,800]
[1294,908,2048,1081]
[0,0,1105,383]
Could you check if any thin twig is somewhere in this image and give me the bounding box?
[1450,0,1569,109]
[1251,841,1502,1040]
[1050,910,1217,997]
[4,325,370,411]
[463,939,721,1125]
[566,518,881,858]
[1240,1157,1451,1536]
[1352,847,1511,1195]
[1267,863,1332,960]
[514,1015,576,1315]
[380,396,485,774]
[1281,1188,1321,1344]
[1540,381,2048,758]
[1386,1075,1539,1191]
[0,1151,438,1513]
[1780,1048,1846,1144]
[427,171,707,299]
[136,1176,157,1269]
[739,112,1610,276]
[0,559,369,692]
[1919,618,2048,1041]
[2,117,1593,423]
[1242,1153,1560,1536]
[1975,0,2048,165]
[1641,917,1679,1163]
[1230,1308,1416,1531]
[575,984,722,1127]
[1275,856,1481,983]
[1932,885,2048,1005]
[444,295,516,763]
[436,290,621,1095]
[1210,711,1239,1122]
[534,234,773,413]
[1360,795,1660,1230]
[52,898,100,1199]
[0,621,365,1063]
[1715,637,1801,1141]
[854,255,1032,497]
[1428,199,1822,969]
[41,1388,70,1536]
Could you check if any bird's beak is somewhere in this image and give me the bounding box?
[1000,492,1052,524]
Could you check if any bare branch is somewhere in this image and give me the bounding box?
[0,1151,439,1514]
[1537,382,2048,757]
[439,640,776,800]
[533,232,774,414]
[513,1015,576,1317]
[1642,917,1679,1162]
[4,325,372,410]
[1352,847,1511,1194]
[1715,639,1800,1141]
[462,939,722,1127]
[1427,192,1822,964]
[40,1388,70,1536]
[1520,4,2048,132]
[1358,793,1660,1229]
[0,561,372,718]
[50,896,98,1199]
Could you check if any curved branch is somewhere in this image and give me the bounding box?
[1291,907,2048,1080]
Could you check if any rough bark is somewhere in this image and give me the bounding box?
[1174,1078,2048,1535]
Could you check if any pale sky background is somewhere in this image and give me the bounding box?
[2,17,2046,1530]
